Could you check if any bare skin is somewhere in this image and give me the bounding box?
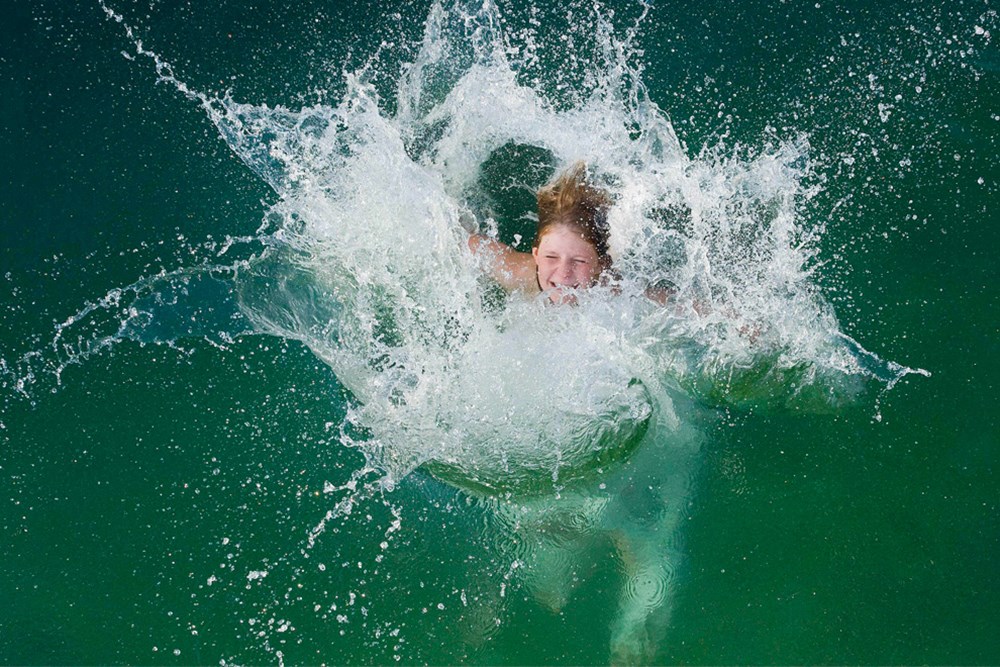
[466,233,538,293]
[468,224,607,305]
[532,225,604,303]
[466,224,761,340]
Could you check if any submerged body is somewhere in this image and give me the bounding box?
[417,297,700,663]
[445,164,698,661]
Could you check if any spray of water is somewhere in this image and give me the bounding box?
[2,0,932,661]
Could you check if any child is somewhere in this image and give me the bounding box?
[467,162,617,306]
[466,161,725,319]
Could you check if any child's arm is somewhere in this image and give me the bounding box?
[467,234,537,292]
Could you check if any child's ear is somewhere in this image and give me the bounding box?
[531,246,539,261]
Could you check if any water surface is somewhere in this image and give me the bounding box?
[1,0,997,664]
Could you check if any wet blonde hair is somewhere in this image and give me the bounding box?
[534,162,613,269]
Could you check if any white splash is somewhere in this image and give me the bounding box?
[10,0,930,661]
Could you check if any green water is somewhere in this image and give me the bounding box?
[2,0,997,664]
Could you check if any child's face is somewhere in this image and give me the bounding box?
[532,224,603,304]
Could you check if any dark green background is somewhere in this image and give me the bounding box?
[1,0,996,663]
